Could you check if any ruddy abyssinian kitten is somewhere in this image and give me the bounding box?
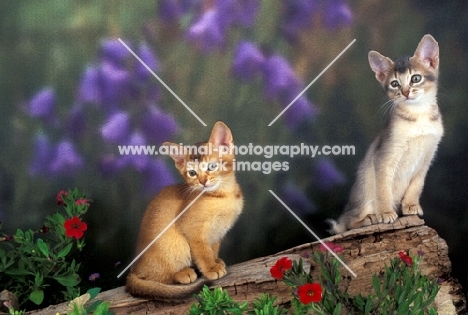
[126,121,243,299]
[328,34,443,234]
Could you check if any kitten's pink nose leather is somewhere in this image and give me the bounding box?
[402,90,410,98]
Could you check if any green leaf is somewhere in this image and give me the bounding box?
[364,298,373,315]
[396,299,410,315]
[5,268,33,276]
[86,300,103,313]
[412,292,422,311]
[72,302,83,314]
[36,238,49,257]
[34,273,44,287]
[87,287,102,300]
[332,303,342,315]
[29,289,44,305]
[53,273,80,286]
[57,242,73,258]
[372,275,381,296]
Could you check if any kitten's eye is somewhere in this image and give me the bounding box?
[390,80,400,88]
[411,74,422,83]
[207,162,218,171]
[188,170,197,177]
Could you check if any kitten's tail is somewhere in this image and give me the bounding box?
[326,218,347,235]
[126,273,206,301]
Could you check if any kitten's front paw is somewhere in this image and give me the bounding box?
[204,262,227,280]
[174,267,198,284]
[402,204,423,216]
[380,212,398,223]
[363,212,398,225]
[214,258,226,269]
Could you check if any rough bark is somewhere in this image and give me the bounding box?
[26,216,466,315]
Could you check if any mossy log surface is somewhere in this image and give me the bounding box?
[26,216,466,315]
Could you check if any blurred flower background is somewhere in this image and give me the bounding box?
[1,0,468,298]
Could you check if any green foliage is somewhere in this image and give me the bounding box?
[282,258,312,287]
[66,287,114,315]
[189,288,287,315]
[189,286,248,315]
[0,189,90,309]
[188,250,440,315]
[352,255,439,315]
[249,294,287,315]
[280,250,439,315]
[7,309,25,315]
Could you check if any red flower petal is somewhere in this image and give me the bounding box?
[56,190,68,206]
[75,198,90,207]
[270,257,293,280]
[298,283,323,304]
[319,241,343,253]
[398,251,413,266]
[270,266,284,280]
[64,216,87,239]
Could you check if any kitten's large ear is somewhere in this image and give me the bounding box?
[368,51,393,84]
[414,34,439,69]
[208,121,233,148]
[163,142,186,169]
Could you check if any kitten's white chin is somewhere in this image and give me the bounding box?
[203,180,220,192]
[401,98,419,104]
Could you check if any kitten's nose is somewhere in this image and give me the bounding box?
[199,177,207,186]
[402,90,410,98]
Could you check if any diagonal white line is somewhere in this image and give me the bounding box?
[118,38,207,126]
[268,39,357,127]
[268,189,357,278]
[117,189,206,278]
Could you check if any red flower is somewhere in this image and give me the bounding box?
[270,257,293,280]
[398,251,413,266]
[297,283,323,304]
[75,198,90,207]
[64,217,87,239]
[319,241,343,253]
[56,190,68,206]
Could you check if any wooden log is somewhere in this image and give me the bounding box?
[27,216,466,315]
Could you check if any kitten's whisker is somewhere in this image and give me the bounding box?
[378,99,395,121]
[180,184,200,198]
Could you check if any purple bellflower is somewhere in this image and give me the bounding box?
[27,88,56,122]
[284,95,318,130]
[262,55,301,100]
[315,158,345,191]
[216,0,260,28]
[136,44,160,81]
[29,133,54,176]
[281,182,316,215]
[100,111,131,144]
[49,140,83,175]
[78,66,102,104]
[324,0,353,30]
[232,41,265,81]
[142,105,178,145]
[100,39,131,67]
[187,9,225,52]
[144,159,177,194]
[282,0,317,39]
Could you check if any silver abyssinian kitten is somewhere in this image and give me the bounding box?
[328,34,443,234]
